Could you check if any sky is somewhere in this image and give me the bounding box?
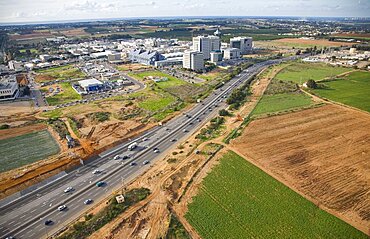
[0,0,369,23]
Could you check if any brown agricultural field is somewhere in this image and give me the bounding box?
[232,104,370,233]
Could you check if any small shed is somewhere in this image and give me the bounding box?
[115,195,125,204]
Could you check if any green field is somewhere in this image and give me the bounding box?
[185,150,366,239]
[275,62,351,84]
[36,65,84,81]
[129,71,186,89]
[252,92,314,116]
[0,130,60,173]
[45,82,82,105]
[312,71,370,112]
[139,94,176,112]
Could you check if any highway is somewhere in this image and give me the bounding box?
[0,57,299,239]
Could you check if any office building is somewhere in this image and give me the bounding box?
[223,48,241,60]
[230,37,253,54]
[129,49,165,65]
[183,51,204,71]
[0,76,19,101]
[210,51,223,63]
[78,78,104,92]
[193,36,220,60]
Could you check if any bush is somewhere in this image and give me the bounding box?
[219,109,231,117]
[0,124,10,130]
[306,79,318,89]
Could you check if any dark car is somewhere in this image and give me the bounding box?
[44,220,53,226]
[96,181,105,187]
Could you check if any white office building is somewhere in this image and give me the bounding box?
[0,76,19,101]
[8,60,23,71]
[230,37,253,54]
[223,48,241,60]
[183,51,204,71]
[193,36,220,60]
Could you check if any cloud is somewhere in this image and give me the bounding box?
[64,1,117,12]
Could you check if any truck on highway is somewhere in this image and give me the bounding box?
[128,142,138,151]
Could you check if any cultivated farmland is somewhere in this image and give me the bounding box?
[275,62,351,84]
[0,130,60,173]
[185,150,366,239]
[252,92,313,116]
[312,71,370,112]
[232,104,370,233]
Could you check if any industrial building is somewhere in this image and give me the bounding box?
[129,49,165,65]
[193,35,221,60]
[223,48,241,60]
[107,53,122,63]
[154,57,183,68]
[230,37,253,54]
[183,50,204,71]
[78,78,104,92]
[0,76,19,101]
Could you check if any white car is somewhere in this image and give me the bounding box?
[64,187,73,193]
[92,169,101,174]
[58,205,67,211]
[113,155,121,160]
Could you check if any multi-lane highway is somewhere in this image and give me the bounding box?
[0,57,299,239]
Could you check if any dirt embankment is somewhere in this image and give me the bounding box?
[232,104,370,234]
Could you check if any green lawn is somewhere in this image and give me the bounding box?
[19,48,38,53]
[129,71,186,89]
[45,82,82,106]
[275,62,351,84]
[252,92,313,116]
[312,71,370,112]
[0,130,60,173]
[185,150,367,239]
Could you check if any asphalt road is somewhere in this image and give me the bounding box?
[0,56,302,239]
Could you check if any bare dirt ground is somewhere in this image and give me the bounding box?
[0,123,46,140]
[0,101,35,117]
[231,104,370,234]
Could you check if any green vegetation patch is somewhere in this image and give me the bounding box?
[185,150,367,239]
[36,65,84,82]
[196,117,225,141]
[58,188,150,239]
[0,130,60,173]
[130,71,186,89]
[87,111,110,123]
[139,93,176,112]
[45,82,82,106]
[252,92,313,116]
[165,213,190,239]
[275,62,351,84]
[312,71,370,112]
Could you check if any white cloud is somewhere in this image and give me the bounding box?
[64,1,117,12]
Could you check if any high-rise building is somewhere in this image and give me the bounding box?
[193,36,220,60]
[230,37,253,54]
[183,50,204,71]
[210,51,223,63]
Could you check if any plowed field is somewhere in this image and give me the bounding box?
[232,104,370,233]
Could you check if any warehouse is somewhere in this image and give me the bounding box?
[78,78,104,92]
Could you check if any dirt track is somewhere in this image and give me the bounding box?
[232,104,370,233]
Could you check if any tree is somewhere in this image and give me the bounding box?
[306,79,318,89]
[219,109,231,117]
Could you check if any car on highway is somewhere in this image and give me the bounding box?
[64,187,74,193]
[171,138,177,142]
[122,155,130,160]
[84,199,93,205]
[130,162,137,166]
[142,137,149,141]
[153,148,160,153]
[143,160,150,165]
[96,181,105,187]
[183,129,189,132]
[58,205,67,211]
[92,169,101,174]
[113,155,121,160]
[5,236,15,239]
[44,220,53,226]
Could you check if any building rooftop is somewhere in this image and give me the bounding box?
[78,79,103,88]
